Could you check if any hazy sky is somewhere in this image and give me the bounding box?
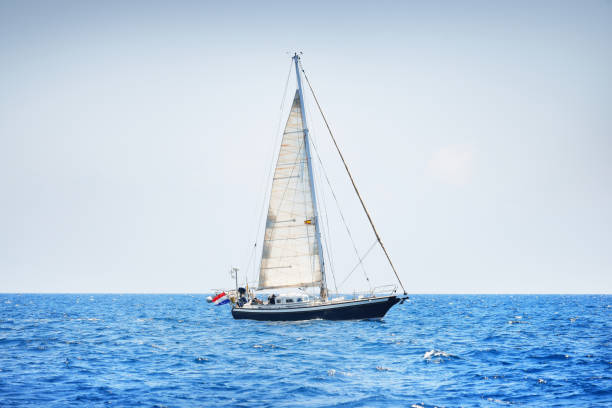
[1,1,610,293]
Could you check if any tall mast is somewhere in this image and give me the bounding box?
[293,53,327,299]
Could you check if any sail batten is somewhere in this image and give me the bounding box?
[258,90,322,291]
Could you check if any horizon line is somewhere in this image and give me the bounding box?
[1,292,610,296]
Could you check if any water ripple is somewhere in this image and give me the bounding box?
[0,294,610,406]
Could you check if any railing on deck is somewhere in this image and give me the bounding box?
[341,285,398,300]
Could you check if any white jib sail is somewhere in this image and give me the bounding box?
[258,90,322,290]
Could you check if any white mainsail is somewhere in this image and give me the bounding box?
[258,90,322,290]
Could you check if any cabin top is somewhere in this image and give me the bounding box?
[274,293,311,304]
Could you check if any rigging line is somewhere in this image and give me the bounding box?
[279,59,294,112]
[301,72,369,293]
[299,60,407,295]
[309,129,338,295]
[305,108,340,295]
[318,173,339,295]
[244,59,294,283]
[315,161,338,294]
[299,110,316,290]
[297,107,315,290]
[267,114,311,282]
[271,129,306,240]
[338,239,378,290]
[244,243,257,282]
[309,133,372,291]
[247,61,293,284]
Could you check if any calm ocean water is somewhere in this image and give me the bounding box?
[0,294,610,407]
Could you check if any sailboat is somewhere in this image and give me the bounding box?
[231,53,407,321]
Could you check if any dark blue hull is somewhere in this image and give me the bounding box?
[231,296,402,321]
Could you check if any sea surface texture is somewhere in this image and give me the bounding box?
[0,294,610,407]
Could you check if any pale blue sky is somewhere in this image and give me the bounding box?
[1,1,610,293]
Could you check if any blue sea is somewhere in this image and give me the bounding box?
[0,294,610,407]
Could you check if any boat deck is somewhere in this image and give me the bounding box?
[232,295,404,321]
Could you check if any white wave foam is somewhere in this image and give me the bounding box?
[423,349,453,359]
[486,397,511,405]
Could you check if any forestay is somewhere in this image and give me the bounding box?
[258,91,322,290]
